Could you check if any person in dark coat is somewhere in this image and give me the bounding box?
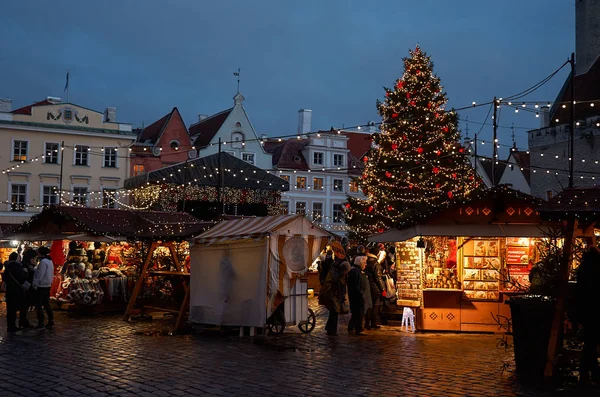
[319,261,351,336]
[347,248,370,336]
[364,249,386,330]
[2,252,28,332]
[575,246,600,383]
[19,249,38,328]
[318,248,334,286]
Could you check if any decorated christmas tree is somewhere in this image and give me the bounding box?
[345,46,479,240]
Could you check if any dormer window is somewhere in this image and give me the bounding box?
[170,140,180,150]
[235,122,242,128]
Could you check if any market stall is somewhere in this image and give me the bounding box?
[189,214,330,331]
[5,206,209,322]
[369,186,559,332]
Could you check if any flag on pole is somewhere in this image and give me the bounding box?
[64,70,70,92]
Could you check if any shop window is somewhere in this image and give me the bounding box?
[333,154,344,167]
[133,164,145,176]
[332,203,343,223]
[74,145,89,166]
[313,152,324,165]
[333,179,344,192]
[42,186,59,206]
[10,184,26,212]
[280,174,290,182]
[103,147,117,168]
[13,140,28,162]
[313,177,324,191]
[102,189,117,209]
[295,201,306,216]
[296,177,306,189]
[73,187,88,206]
[280,201,289,214]
[44,142,59,164]
[312,202,323,221]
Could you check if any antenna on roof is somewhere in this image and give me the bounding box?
[511,122,515,148]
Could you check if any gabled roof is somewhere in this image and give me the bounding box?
[343,131,372,159]
[136,110,172,144]
[550,58,600,125]
[267,139,309,170]
[479,157,506,186]
[190,108,233,148]
[510,151,531,185]
[11,99,53,115]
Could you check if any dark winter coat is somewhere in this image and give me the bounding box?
[575,247,600,327]
[318,253,334,285]
[2,260,27,303]
[318,266,344,313]
[365,253,385,300]
[347,264,372,315]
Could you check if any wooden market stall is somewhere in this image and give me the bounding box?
[6,206,210,328]
[370,186,553,332]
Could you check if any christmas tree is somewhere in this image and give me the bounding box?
[345,46,479,240]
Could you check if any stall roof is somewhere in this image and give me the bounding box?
[194,214,331,244]
[124,151,289,191]
[9,206,211,241]
[369,223,550,242]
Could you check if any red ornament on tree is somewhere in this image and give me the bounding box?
[417,147,424,154]
[363,156,369,163]
[397,81,404,89]
[459,148,464,153]
[378,228,385,233]
[406,93,411,99]
[416,69,421,75]
[436,183,441,189]
[410,101,416,106]
[391,143,398,150]
[452,173,457,178]
[385,92,389,97]
[387,205,393,211]
[392,113,398,118]
[385,171,392,178]
[447,191,453,199]
[433,167,440,174]
[367,206,374,213]
[436,150,441,156]
[443,126,449,133]
[345,203,351,209]
[427,102,432,108]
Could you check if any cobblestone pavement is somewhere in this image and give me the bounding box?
[0,299,595,397]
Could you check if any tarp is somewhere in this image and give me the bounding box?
[369,223,550,243]
[189,215,331,327]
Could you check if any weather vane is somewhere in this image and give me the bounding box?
[233,68,241,93]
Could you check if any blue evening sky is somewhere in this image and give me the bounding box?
[0,0,574,157]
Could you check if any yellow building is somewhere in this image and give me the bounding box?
[0,97,135,224]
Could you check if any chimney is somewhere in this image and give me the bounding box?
[297,109,312,135]
[0,98,12,112]
[540,105,550,128]
[198,114,208,122]
[575,0,600,75]
[104,107,117,122]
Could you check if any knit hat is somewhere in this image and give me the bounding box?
[38,246,50,256]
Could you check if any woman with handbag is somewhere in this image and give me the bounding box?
[2,252,29,332]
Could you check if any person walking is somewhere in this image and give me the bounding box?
[364,248,386,330]
[347,248,370,336]
[319,260,351,336]
[575,246,600,384]
[32,246,55,329]
[3,252,29,332]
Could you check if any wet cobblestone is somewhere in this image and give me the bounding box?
[0,299,593,396]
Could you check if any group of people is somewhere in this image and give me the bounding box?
[318,239,396,336]
[2,247,55,332]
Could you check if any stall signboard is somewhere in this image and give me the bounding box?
[330,241,346,260]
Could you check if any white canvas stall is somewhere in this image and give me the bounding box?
[189,215,330,328]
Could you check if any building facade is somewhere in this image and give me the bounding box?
[130,107,193,176]
[191,93,272,169]
[0,97,134,223]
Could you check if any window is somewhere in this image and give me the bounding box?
[296,176,306,189]
[280,175,290,182]
[313,152,324,165]
[74,145,89,166]
[170,140,179,150]
[232,132,244,149]
[73,187,88,206]
[295,202,306,216]
[44,143,59,164]
[333,204,344,223]
[242,152,255,165]
[10,184,26,212]
[312,202,323,221]
[333,154,344,167]
[280,201,289,214]
[333,179,344,192]
[13,140,27,162]
[133,165,145,176]
[546,191,553,200]
[102,189,117,209]
[103,147,117,168]
[349,181,360,193]
[42,186,59,206]
[313,177,324,191]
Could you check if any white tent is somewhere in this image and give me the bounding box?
[189,215,331,327]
